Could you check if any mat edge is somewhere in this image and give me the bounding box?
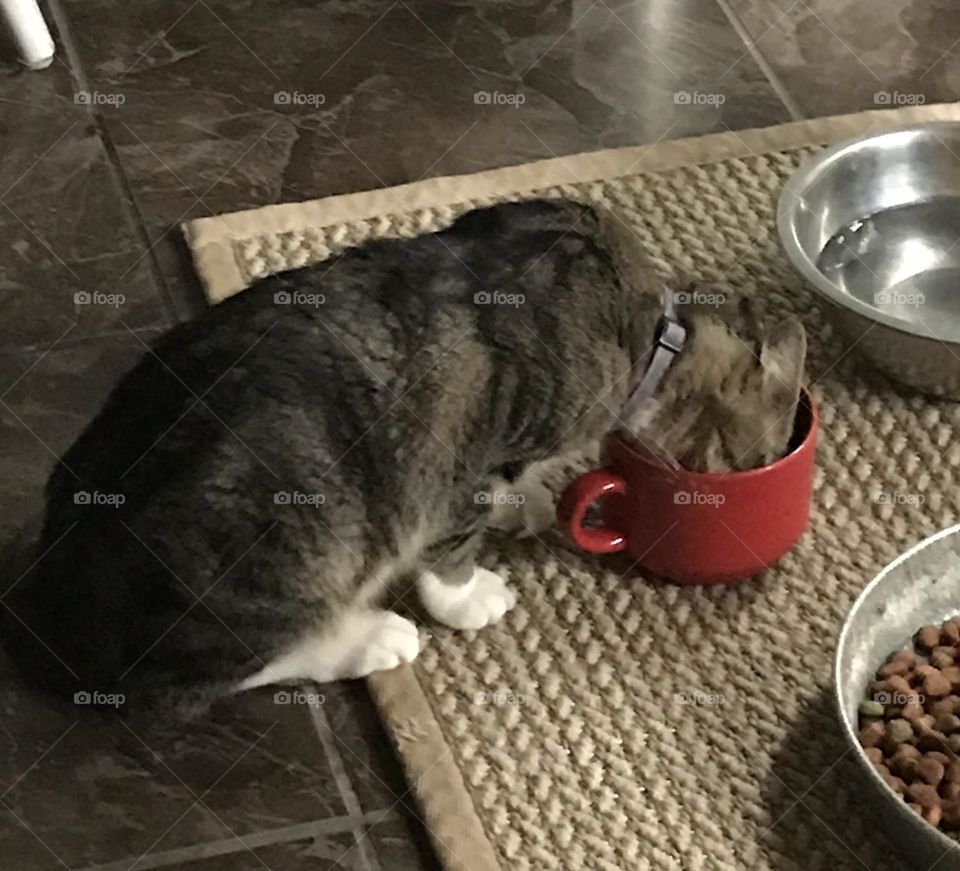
[184,102,960,302]
[367,665,503,871]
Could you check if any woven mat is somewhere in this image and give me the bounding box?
[184,103,960,870]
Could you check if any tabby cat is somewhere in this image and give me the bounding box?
[1,198,805,717]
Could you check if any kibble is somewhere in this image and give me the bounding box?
[865,746,884,766]
[879,658,912,677]
[918,626,942,651]
[893,649,919,668]
[859,615,960,839]
[887,718,914,744]
[937,714,960,734]
[918,757,946,786]
[903,700,925,721]
[933,647,957,668]
[924,670,953,698]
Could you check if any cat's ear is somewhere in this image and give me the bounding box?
[760,317,807,398]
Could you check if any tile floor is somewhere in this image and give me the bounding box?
[0,1,956,868]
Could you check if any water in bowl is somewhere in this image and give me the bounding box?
[817,199,960,325]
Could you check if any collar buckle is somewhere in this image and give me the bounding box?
[620,287,688,431]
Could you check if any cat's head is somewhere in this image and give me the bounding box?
[629,309,808,473]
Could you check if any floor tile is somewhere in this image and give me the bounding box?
[312,680,413,813]
[0,334,347,868]
[725,0,960,116]
[0,669,348,868]
[0,49,171,349]
[0,332,153,525]
[110,815,430,870]
[58,0,789,313]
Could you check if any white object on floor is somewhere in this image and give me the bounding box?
[1,0,55,70]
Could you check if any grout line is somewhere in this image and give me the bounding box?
[74,809,401,871]
[308,692,385,871]
[43,0,182,326]
[714,0,805,121]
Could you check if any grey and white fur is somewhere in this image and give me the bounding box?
[1,198,806,718]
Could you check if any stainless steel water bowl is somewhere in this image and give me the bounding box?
[836,524,960,869]
[779,122,960,398]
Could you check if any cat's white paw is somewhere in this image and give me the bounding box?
[418,567,517,630]
[335,611,421,679]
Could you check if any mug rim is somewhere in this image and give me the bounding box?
[609,386,818,483]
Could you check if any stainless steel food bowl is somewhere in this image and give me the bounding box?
[778,122,960,398]
[836,523,960,868]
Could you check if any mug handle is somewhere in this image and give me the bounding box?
[558,469,628,554]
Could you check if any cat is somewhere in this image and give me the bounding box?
[0,198,806,718]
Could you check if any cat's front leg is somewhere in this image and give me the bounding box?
[486,467,556,538]
[418,523,516,630]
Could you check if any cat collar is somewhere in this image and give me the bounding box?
[620,288,687,429]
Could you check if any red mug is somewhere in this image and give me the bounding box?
[557,390,818,584]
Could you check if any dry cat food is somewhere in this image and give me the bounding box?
[859,616,960,832]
